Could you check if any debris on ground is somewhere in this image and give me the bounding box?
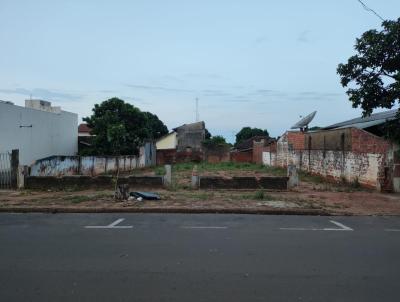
[130,191,161,201]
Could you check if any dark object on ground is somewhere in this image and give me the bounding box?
[130,191,161,200]
[115,184,130,201]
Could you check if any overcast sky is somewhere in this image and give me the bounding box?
[1,0,399,142]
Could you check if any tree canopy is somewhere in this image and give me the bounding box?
[83,97,168,155]
[202,135,229,148]
[235,127,269,145]
[337,18,400,116]
[205,128,212,140]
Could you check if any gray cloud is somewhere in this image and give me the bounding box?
[223,98,255,103]
[297,30,311,43]
[247,89,287,97]
[0,88,82,100]
[183,73,224,80]
[125,84,194,93]
[254,35,268,44]
[289,91,343,101]
[201,89,231,97]
[98,89,117,94]
[120,96,152,105]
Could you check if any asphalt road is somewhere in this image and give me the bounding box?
[1,213,400,302]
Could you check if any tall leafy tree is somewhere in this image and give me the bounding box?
[337,18,399,114]
[235,127,269,145]
[83,98,168,155]
[143,112,168,139]
[202,135,228,148]
[337,18,400,142]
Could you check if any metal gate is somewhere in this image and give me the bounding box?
[0,151,12,189]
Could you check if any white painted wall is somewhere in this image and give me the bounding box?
[262,152,271,165]
[0,102,78,165]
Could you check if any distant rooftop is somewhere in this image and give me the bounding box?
[173,121,205,131]
[236,135,274,151]
[324,109,399,130]
[78,123,92,133]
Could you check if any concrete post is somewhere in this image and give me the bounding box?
[287,164,298,189]
[164,164,172,186]
[191,165,199,189]
[17,165,28,189]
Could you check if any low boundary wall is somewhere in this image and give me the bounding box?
[199,176,288,190]
[25,175,164,190]
[30,155,140,177]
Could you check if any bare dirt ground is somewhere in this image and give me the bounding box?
[0,163,399,215]
[0,182,399,215]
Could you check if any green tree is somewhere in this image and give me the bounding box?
[337,18,400,116]
[202,135,228,148]
[205,128,212,140]
[235,127,269,145]
[83,97,168,155]
[143,112,168,139]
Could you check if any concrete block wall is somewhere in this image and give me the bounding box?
[30,155,139,177]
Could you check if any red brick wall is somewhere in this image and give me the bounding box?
[231,150,253,163]
[204,146,230,163]
[253,141,267,164]
[175,150,203,163]
[287,132,305,150]
[156,149,176,165]
[351,128,390,154]
[156,149,205,165]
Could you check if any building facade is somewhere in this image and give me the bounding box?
[0,100,78,165]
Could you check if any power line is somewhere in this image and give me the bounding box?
[357,0,385,21]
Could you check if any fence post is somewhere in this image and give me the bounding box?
[11,149,19,189]
[287,164,298,189]
[164,164,172,186]
[17,165,28,189]
[191,165,199,189]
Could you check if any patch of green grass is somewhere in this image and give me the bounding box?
[167,161,286,176]
[253,190,265,200]
[165,182,183,192]
[62,195,92,204]
[190,192,215,200]
[299,171,325,184]
[154,166,166,175]
[239,190,276,201]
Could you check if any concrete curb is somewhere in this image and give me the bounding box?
[0,206,335,216]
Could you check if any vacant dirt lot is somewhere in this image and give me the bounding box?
[1,163,399,215]
[1,182,399,216]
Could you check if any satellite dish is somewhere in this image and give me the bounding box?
[291,111,317,130]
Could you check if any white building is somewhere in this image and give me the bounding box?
[0,100,78,165]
